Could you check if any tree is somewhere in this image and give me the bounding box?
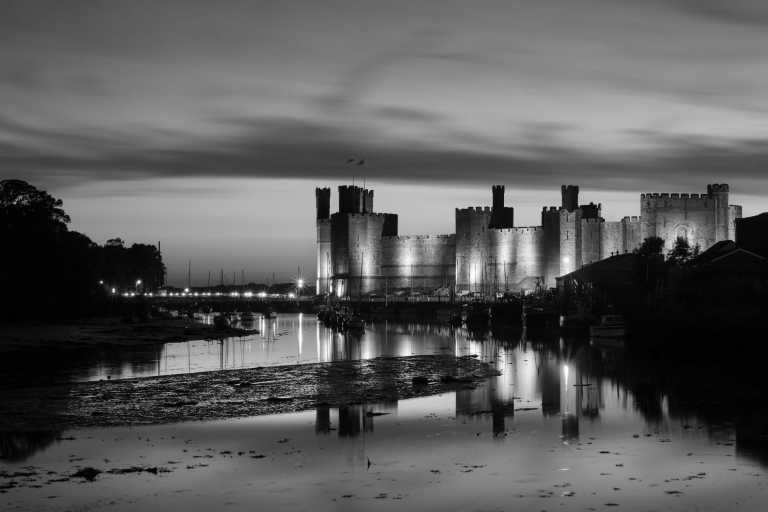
[667,237,694,265]
[0,180,166,322]
[0,179,70,231]
[635,237,664,258]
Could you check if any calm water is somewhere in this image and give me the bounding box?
[2,313,498,383]
[2,316,768,510]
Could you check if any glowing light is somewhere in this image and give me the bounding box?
[111,287,116,294]
[136,279,142,286]
[98,280,104,285]
[562,256,570,265]
[297,279,304,289]
[184,287,190,293]
[243,291,253,298]
[288,292,296,298]
[257,291,267,298]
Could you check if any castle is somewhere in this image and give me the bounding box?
[316,183,742,298]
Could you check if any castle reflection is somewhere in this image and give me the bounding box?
[2,315,768,468]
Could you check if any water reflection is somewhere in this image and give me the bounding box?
[2,315,768,470]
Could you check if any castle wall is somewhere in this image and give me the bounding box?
[601,221,622,259]
[381,235,456,290]
[488,227,545,292]
[581,218,602,266]
[622,216,642,253]
[640,193,718,251]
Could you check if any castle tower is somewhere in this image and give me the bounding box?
[561,185,579,212]
[489,185,514,229]
[492,185,504,211]
[707,183,730,242]
[315,188,332,294]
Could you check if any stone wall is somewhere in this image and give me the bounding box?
[381,235,456,290]
[581,218,602,266]
[488,227,545,292]
[641,193,718,251]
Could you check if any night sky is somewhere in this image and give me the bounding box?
[2,0,768,285]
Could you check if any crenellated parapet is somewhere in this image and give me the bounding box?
[338,185,374,214]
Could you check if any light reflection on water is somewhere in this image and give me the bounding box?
[8,313,522,383]
[2,315,768,510]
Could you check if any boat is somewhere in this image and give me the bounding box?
[589,315,626,340]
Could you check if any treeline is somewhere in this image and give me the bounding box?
[0,179,165,322]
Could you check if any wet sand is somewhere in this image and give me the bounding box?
[0,355,496,430]
[0,318,254,353]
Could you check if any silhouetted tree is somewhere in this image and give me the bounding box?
[667,237,695,265]
[635,236,664,257]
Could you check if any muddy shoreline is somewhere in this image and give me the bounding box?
[0,317,254,353]
[0,355,497,431]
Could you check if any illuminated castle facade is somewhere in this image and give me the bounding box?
[316,183,742,298]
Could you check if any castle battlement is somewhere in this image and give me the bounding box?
[582,218,604,224]
[334,212,395,219]
[642,192,707,200]
[621,216,641,223]
[384,234,455,241]
[491,226,544,233]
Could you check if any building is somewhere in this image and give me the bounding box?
[316,183,742,298]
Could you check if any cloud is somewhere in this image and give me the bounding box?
[3,114,768,195]
[370,106,447,124]
[659,0,768,27]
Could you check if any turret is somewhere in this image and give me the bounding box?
[492,185,504,211]
[561,185,579,212]
[489,185,514,229]
[315,187,330,220]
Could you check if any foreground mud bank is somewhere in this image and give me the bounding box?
[0,355,496,431]
[0,317,253,353]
